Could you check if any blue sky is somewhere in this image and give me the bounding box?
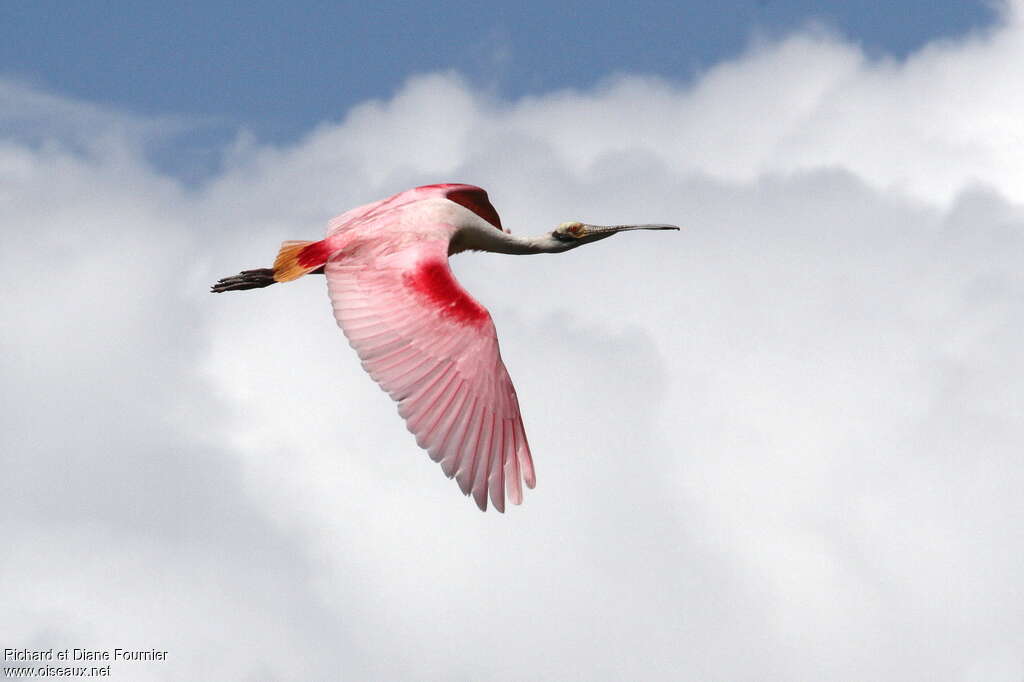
[2,0,995,147]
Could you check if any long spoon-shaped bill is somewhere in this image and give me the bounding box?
[574,223,680,242]
[584,223,680,235]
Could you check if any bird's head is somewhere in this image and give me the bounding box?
[548,220,680,250]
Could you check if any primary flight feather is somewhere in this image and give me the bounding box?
[212,183,678,512]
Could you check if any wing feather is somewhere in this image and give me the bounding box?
[429,382,470,465]
[488,418,507,513]
[469,412,493,511]
[443,395,478,481]
[454,400,485,496]
[326,239,533,511]
[417,376,464,456]
[505,420,522,505]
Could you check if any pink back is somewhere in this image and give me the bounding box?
[327,183,507,238]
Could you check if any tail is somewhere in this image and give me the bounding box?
[211,239,332,293]
[211,268,277,292]
[272,240,332,282]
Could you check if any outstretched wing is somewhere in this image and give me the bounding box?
[325,238,535,511]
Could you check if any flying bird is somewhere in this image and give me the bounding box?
[212,184,678,511]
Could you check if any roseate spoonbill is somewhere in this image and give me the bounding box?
[212,183,678,511]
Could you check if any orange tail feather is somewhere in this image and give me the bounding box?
[273,240,331,282]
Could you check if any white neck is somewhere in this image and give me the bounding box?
[450,223,575,255]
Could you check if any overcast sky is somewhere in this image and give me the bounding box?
[2,2,1023,681]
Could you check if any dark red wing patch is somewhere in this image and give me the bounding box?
[404,260,490,326]
[445,187,504,231]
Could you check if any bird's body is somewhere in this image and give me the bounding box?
[213,183,677,511]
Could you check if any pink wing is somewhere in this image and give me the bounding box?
[326,238,535,511]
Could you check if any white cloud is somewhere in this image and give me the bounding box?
[3,4,1024,680]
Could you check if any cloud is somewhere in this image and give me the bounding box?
[3,5,1024,680]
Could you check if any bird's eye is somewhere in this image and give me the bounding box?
[553,221,585,241]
